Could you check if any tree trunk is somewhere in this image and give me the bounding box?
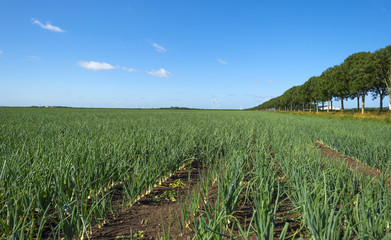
[389,93,391,110]
[290,104,292,111]
[316,101,319,113]
[322,102,324,111]
[340,95,344,111]
[361,94,365,114]
[357,95,360,112]
[380,93,383,111]
[309,102,311,112]
[331,99,333,111]
[327,99,330,113]
[303,104,305,112]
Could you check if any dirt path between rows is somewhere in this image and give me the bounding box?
[90,143,304,240]
[314,141,382,179]
[91,161,204,240]
[273,162,302,239]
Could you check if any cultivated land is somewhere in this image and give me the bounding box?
[1,108,391,239]
[267,109,391,124]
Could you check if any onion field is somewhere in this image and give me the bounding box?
[1,108,391,239]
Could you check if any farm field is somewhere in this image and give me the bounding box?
[270,110,391,124]
[1,108,391,239]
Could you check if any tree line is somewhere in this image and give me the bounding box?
[253,45,391,114]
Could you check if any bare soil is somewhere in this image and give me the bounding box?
[90,146,304,239]
[91,161,203,240]
[273,164,302,239]
[314,141,382,178]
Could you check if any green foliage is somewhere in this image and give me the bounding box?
[154,190,177,202]
[169,179,186,189]
[253,45,391,112]
[1,108,391,239]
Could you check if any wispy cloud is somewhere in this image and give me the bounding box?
[152,42,167,52]
[268,80,274,84]
[0,50,3,54]
[147,68,172,78]
[122,67,137,72]
[78,61,115,71]
[217,58,228,64]
[254,94,273,99]
[29,55,41,60]
[31,18,65,33]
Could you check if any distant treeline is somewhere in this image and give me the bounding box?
[253,45,391,113]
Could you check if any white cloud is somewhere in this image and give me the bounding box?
[78,61,115,71]
[147,68,172,78]
[29,56,41,60]
[217,58,228,64]
[152,42,167,52]
[254,94,273,99]
[0,50,3,54]
[122,67,137,72]
[31,18,65,33]
[268,80,274,84]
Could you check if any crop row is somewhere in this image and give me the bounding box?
[181,113,391,239]
[1,108,391,239]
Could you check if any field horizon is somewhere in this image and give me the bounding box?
[1,108,391,239]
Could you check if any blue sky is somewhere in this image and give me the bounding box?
[1,0,391,109]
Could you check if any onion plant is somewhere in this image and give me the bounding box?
[2,108,391,239]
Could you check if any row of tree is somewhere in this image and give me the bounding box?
[254,45,391,113]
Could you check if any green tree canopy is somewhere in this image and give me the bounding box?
[343,52,375,113]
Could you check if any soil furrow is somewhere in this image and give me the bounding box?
[314,140,383,179]
[91,161,203,239]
